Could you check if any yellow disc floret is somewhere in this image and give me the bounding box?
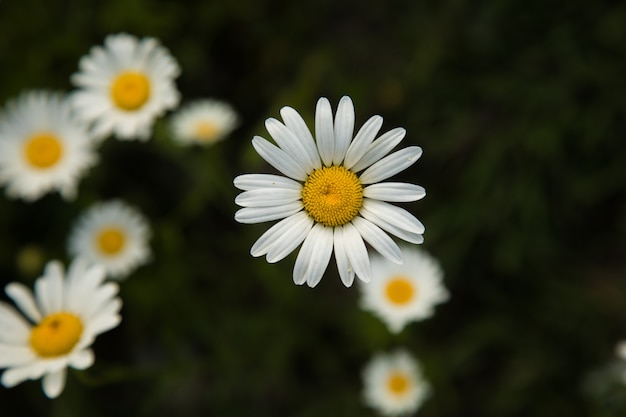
[97,227,126,255]
[193,121,220,141]
[23,133,63,169]
[110,71,151,111]
[385,276,416,305]
[30,312,83,358]
[301,166,363,227]
[387,372,410,395]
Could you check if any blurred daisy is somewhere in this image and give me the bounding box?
[0,258,121,398]
[360,245,449,333]
[234,96,425,287]
[0,91,97,201]
[170,99,239,146]
[71,33,180,140]
[363,350,430,417]
[68,200,151,279]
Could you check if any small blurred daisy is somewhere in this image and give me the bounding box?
[71,33,180,140]
[234,96,425,287]
[170,99,239,146]
[0,91,98,201]
[68,200,151,279]
[0,258,121,398]
[360,245,449,333]
[363,350,430,416]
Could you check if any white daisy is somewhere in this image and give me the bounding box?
[0,258,122,398]
[363,350,430,416]
[67,200,151,279]
[0,91,98,201]
[234,96,426,287]
[170,99,239,146]
[360,245,449,333]
[70,33,181,141]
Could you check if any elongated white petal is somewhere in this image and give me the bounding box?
[362,199,425,234]
[235,188,302,207]
[363,182,426,202]
[344,115,383,169]
[235,202,303,224]
[0,345,36,367]
[352,216,403,264]
[252,136,308,181]
[280,106,322,169]
[359,146,422,185]
[251,212,309,257]
[36,261,64,315]
[265,118,316,174]
[333,227,355,287]
[0,302,31,343]
[266,215,314,263]
[342,223,371,283]
[351,127,406,173]
[233,174,302,191]
[42,368,66,399]
[333,96,354,164]
[5,283,41,322]
[293,224,333,287]
[315,98,334,166]
[68,349,95,370]
[360,204,425,244]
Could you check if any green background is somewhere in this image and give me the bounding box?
[1,0,626,416]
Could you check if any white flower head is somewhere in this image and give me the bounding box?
[0,258,122,398]
[170,99,239,146]
[234,96,426,287]
[70,33,181,141]
[363,350,430,416]
[67,200,151,279]
[360,245,449,333]
[0,91,98,201]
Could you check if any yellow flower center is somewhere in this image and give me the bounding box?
[301,166,363,227]
[29,312,83,358]
[385,276,416,305]
[110,71,151,111]
[388,372,410,395]
[97,227,126,255]
[23,133,63,169]
[193,121,220,141]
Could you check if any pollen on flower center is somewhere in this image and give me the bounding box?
[193,121,220,141]
[110,71,151,111]
[23,133,63,169]
[385,276,416,305]
[388,372,410,395]
[301,166,363,227]
[97,227,126,255]
[29,312,83,358]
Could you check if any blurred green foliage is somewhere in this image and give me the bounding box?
[1,0,626,416]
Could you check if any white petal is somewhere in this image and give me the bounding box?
[233,174,302,191]
[333,227,355,287]
[293,224,333,287]
[359,204,425,244]
[5,283,41,322]
[314,98,335,166]
[265,118,316,174]
[351,216,403,264]
[362,199,425,234]
[0,345,36,367]
[235,188,302,207]
[359,146,422,185]
[42,368,66,399]
[0,302,31,343]
[280,106,322,169]
[342,223,371,283]
[69,349,95,370]
[266,215,314,263]
[234,202,303,224]
[35,261,64,315]
[350,127,406,173]
[363,182,426,202]
[252,136,308,181]
[344,115,383,169]
[332,96,354,165]
[250,212,309,257]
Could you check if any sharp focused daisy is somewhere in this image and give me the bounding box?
[170,99,239,146]
[234,96,425,287]
[360,245,449,333]
[67,200,151,279]
[70,33,181,140]
[0,91,98,201]
[363,350,430,417]
[0,258,121,398]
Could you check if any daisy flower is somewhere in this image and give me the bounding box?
[67,200,151,279]
[0,258,122,398]
[0,91,98,201]
[363,350,430,416]
[170,99,239,146]
[360,245,449,333]
[70,33,181,140]
[234,96,425,287]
